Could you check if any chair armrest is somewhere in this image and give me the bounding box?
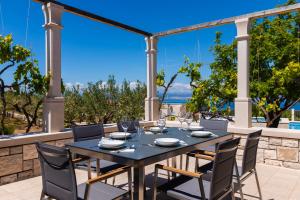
[155,164,203,178]
[72,156,89,164]
[194,154,214,161]
[86,166,130,185]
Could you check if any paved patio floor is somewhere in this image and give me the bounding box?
[1,157,300,200]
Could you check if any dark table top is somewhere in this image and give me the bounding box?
[66,127,231,164]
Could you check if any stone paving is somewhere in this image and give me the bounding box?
[0,158,300,200]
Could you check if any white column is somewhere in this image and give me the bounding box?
[234,18,252,128]
[291,109,295,121]
[42,2,64,133]
[145,36,159,121]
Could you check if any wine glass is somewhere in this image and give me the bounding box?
[177,112,186,130]
[185,112,193,130]
[157,119,166,134]
[121,121,129,141]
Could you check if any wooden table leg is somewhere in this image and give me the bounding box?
[134,166,145,200]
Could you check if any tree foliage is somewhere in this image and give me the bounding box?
[64,76,146,126]
[180,0,300,127]
[0,34,49,134]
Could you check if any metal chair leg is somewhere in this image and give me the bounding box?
[180,155,183,169]
[166,159,170,180]
[152,167,159,200]
[186,155,190,171]
[198,177,206,200]
[96,158,100,176]
[40,192,45,200]
[195,158,199,172]
[234,161,244,200]
[87,159,92,179]
[254,168,263,200]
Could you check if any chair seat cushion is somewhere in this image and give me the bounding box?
[160,175,211,200]
[90,160,125,173]
[76,158,124,173]
[77,182,127,200]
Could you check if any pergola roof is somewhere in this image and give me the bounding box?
[35,0,299,37]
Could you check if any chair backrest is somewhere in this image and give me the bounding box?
[36,142,78,200]
[200,119,228,131]
[241,129,262,175]
[209,137,240,200]
[117,120,139,133]
[72,123,104,142]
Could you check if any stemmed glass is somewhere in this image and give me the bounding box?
[157,119,166,134]
[185,112,193,130]
[121,121,129,142]
[177,112,186,130]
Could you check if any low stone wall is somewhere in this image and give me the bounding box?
[0,134,73,185]
[0,121,154,185]
[230,127,300,170]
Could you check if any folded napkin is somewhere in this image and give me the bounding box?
[111,148,135,153]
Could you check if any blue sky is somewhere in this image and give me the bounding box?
[1,0,294,96]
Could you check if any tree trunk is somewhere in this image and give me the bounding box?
[0,83,6,135]
[266,113,281,128]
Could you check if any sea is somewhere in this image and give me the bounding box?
[163,99,300,110]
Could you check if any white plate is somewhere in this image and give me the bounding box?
[110,132,132,139]
[98,139,125,149]
[191,131,212,138]
[154,138,180,147]
[188,126,204,131]
[150,127,168,133]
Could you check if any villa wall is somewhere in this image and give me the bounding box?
[0,122,154,186]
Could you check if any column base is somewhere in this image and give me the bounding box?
[144,98,151,121]
[144,97,160,121]
[234,98,252,128]
[151,97,160,121]
[43,97,64,133]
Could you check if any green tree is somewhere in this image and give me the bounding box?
[180,0,300,127]
[0,34,49,134]
[118,80,146,120]
[64,85,84,125]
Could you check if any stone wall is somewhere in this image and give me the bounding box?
[235,133,300,170]
[0,138,73,185]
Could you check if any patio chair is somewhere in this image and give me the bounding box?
[36,142,133,200]
[117,120,140,133]
[234,129,262,200]
[185,119,229,171]
[152,137,240,200]
[72,124,124,180]
[196,129,263,200]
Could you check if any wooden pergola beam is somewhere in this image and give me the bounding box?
[34,0,152,37]
[154,3,300,37]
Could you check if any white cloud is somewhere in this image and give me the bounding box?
[65,82,85,90]
[158,82,192,95]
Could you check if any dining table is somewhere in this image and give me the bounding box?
[66,127,232,200]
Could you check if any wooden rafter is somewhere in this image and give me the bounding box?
[34,0,152,37]
[154,3,300,37]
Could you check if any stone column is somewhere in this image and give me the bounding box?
[145,36,160,121]
[235,18,252,128]
[42,3,64,133]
